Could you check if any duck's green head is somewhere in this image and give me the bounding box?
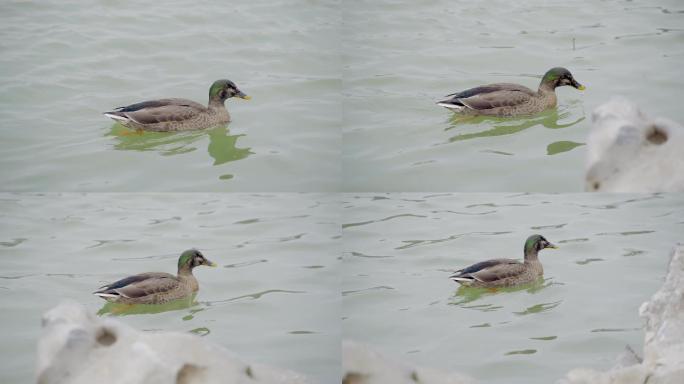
[178,249,217,271]
[541,67,585,91]
[524,234,558,255]
[209,79,250,103]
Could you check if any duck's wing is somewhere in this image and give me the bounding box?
[450,258,522,283]
[467,261,527,283]
[94,272,178,299]
[438,83,536,111]
[105,98,206,125]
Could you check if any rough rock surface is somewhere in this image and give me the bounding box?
[559,245,684,384]
[36,301,310,384]
[342,340,473,384]
[586,97,684,192]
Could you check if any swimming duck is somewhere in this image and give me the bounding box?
[104,79,250,132]
[93,249,216,304]
[450,235,557,288]
[437,67,584,117]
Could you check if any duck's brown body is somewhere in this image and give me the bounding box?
[438,67,583,117]
[93,249,215,305]
[453,258,543,288]
[106,99,231,132]
[95,272,199,304]
[450,235,556,288]
[104,79,249,132]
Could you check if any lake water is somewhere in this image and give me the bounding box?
[0,193,340,383]
[341,193,684,383]
[342,0,684,191]
[1,1,683,383]
[1,0,682,193]
[0,0,340,192]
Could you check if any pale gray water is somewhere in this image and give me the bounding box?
[342,193,684,383]
[0,0,340,191]
[342,0,684,191]
[1,0,682,193]
[0,193,340,383]
[1,0,683,383]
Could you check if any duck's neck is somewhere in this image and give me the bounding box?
[524,248,540,263]
[177,266,195,277]
[208,98,228,110]
[177,268,199,291]
[538,81,556,94]
[537,82,558,108]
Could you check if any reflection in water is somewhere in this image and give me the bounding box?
[106,125,252,166]
[530,336,557,341]
[396,231,512,250]
[206,289,306,305]
[189,327,211,336]
[182,307,206,321]
[470,323,492,328]
[342,286,394,297]
[514,300,562,316]
[449,277,549,306]
[106,125,204,155]
[342,213,428,229]
[445,106,585,144]
[505,349,537,356]
[97,294,198,316]
[575,258,604,265]
[0,238,27,247]
[547,140,585,155]
[206,126,253,165]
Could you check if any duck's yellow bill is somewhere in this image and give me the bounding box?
[578,85,586,91]
[241,95,252,100]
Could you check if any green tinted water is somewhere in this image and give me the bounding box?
[0,0,340,191]
[342,0,684,191]
[342,193,684,383]
[0,193,340,383]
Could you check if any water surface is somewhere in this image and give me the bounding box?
[342,0,684,191]
[0,193,340,383]
[0,0,340,191]
[341,193,684,383]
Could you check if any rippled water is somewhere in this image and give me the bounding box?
[2,0,682,193]
[341,193,684,383]
[2,1,683,383]
[342,0,684,191]
[0,0,340,191]
[0,193,340,383]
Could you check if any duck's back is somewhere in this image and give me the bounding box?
[452,83,536,99]
[440,83,540,116]
[454,258,543,288]
[106,98,229,132]
[96,272,194,304]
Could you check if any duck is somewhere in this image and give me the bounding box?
[93,249,216,304]
[450,234,557,288]
[437,67,585,117]
[104,79,250,132]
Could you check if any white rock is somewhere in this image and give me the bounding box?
[559,245,684,384]
[343,340,473,384]
[36,301,310,384]
[586,97,684,192]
